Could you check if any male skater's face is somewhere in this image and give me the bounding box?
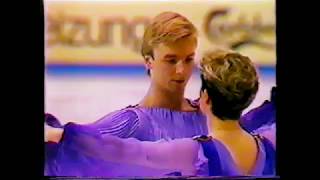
[148,35,197,93]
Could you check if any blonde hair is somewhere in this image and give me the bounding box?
[141,11,197,59]
[200,49,259,120]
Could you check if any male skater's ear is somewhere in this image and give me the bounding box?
[144,55,153,70]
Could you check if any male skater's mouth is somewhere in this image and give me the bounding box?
[172,80,185,83]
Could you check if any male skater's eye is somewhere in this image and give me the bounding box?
[167,59,177,64]
[185,58,194,63]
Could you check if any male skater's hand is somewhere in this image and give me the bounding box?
[45,123,63,143]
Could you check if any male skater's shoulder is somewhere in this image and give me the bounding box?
[90,105,141,138]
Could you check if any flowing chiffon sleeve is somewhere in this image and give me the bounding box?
[45,122,200,177]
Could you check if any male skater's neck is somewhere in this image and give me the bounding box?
[139,85,186,111]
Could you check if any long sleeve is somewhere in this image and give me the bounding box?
[240,100,275,132]
[240,87,276,133]
[256,123,276,148]
[52,123,199,176]
[46,122,200,177]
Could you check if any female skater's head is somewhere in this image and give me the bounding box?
[141,12,198,93]
[199,50,259,120]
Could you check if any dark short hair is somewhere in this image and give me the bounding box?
[200,50,259,120]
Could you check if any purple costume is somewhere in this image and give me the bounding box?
[87,104,208,141]
[45,94,276,177]
[240,87,276,147]
[197,135,275,176]
[45,123,275,177]
[45,100,208,176]
[241,87,276,132]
